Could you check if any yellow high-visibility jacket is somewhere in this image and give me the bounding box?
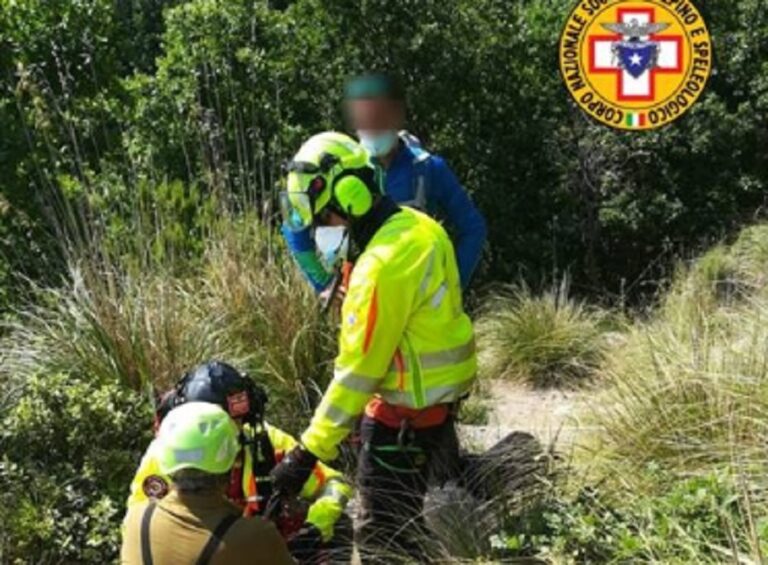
[128,423,352,542]
[302,207,478,462]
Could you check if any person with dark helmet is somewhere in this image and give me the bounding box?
[127,361,354,563]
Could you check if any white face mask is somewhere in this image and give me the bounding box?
[314,226,349,270]
[358,130,399,158]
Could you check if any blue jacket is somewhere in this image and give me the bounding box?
[282,139,487,291]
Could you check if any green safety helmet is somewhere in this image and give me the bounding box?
[280,131,377,232]
[156,401,240,476]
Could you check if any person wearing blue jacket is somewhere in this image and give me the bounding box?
[281,72,487,292]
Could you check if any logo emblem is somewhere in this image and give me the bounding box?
[559,0,712,130]
[142,475,169,499]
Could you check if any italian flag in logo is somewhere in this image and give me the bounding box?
[625,112,646,128]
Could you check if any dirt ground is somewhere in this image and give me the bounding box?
[459,379,597,453]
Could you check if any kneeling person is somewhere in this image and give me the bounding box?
[121,402,293,564]
[128,361,353,562]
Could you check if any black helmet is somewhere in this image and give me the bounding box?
[167,361,268,426]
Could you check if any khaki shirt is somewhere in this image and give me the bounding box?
[121,489,293,565]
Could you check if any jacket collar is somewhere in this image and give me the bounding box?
[351,196,401,253]
[374,139,413,172]
[162,487,236,512]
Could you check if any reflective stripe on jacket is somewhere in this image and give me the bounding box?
[127,423,352,542]
[301,207,477,462]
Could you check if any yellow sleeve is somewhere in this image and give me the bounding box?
[302,255,414,461]
[305,472,354,542]
[266,424,299,453]
[126,440,170,507]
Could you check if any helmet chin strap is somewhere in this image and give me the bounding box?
[321,200,350,223]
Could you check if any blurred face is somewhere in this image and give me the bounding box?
[347,97,405,135]
[317,208,348,228]
[347,97,405,159]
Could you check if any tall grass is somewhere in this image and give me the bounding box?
[661,225,768,334]
[201,218,335,413]
[476,280,610,387]
[594,300,768,478]
[581,226,768,564]
[594,226,768,480]
[0,204,334,431]
[2,267,247,392]
[543,225,768,562]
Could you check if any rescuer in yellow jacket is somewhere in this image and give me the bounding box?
[273,132,478,561]
[127,361,353,563]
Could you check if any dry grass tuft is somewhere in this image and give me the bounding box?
[476,281,610,388]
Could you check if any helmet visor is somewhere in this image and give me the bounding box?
[279,191,314,232]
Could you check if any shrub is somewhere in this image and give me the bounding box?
[503,471,765,563]
[0,372,152,563]
[476,281,610,387]
[416,453,765,563]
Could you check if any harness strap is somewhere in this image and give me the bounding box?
[196,514,240,565]
[410,139,430,211]
[140,501,157,565]
[249,427,277,515]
